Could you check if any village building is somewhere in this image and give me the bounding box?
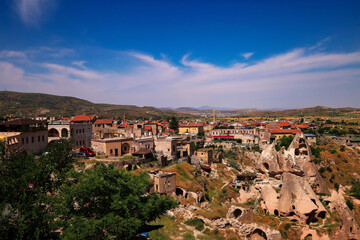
[304,133,317,146]
[203,124,215,132]
[179,123,204,135]
[91,137,133,156]
[48,120,92,147]
[71,115,97,124]
[154,137,178,160]
[0,118,48,153]
[92,119,114,138]
[150,171,176,195]
[132,137,154,152]
[209,128,261,145]
[267,127,302,141]
[195,148,213,165]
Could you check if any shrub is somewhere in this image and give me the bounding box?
[334,183,339,191]
[340,145,345,152]
[350,182,360,199]
[184,218,204,231]
[346,199,354,210]
[284,223,291,230]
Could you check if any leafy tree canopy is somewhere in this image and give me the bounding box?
[54,164,177,240]
[0,140,177,240]
[169,116,179,132]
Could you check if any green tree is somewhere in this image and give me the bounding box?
[276,135,294,150]
[0,142,56,239]
[55,164,177,240]
[169,116,179,132]
[350,182,360,199]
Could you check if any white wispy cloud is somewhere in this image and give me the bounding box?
[15,0,56,27]
[72,61,87,68]
[0,45,360,108]
[0,50,26,59]
[241,52,254,60]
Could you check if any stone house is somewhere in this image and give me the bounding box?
[91,137,133,156]
[0,118,48,153]
[48,120,92,147]
[154,137,177,160]
[152,171,176,195]
[195,148,213,165]
[179,123,204,135]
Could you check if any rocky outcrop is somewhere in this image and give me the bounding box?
[324,189,360,240]
[286,133,330,194]
[260,172,327,224]
[300,227,330,240]
[175,187,205,203]
[257,143,282,175]
[256,133,330,194]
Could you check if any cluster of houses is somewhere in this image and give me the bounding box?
[0,114,327,197]
[0,115,318,156]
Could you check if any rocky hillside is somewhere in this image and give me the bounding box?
[148,134,360,239]
[0,91,189,119]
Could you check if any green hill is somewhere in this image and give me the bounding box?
[0,91,188,120]
[241,106,360,118]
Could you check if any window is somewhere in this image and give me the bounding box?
[26,137,28,144]
[42,135,44,141]
[31,137,34,143]
[38,136,41,142]
[21,138,24,144]
[110,149,113,154]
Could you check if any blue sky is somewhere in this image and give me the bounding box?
[0,0,359,109]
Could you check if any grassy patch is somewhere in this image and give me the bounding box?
[184,218,205,231]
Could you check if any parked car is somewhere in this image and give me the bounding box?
[77,152,89,159]
[80,147,96,157]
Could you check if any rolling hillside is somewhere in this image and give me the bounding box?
[240,106,360,118]
[0,91,189,119]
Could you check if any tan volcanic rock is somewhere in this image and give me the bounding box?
[324,189,360,239]
[260,172,327,223]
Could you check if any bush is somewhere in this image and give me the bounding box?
[310,146,322,159]
[313,158,321,164]
[284,223,291,230]
[340,145,345,152]
[277,135,294,149]
[334,183,339,191]
[330,149,337,154]
[184,218,204,231]
[350,182,360,199]
[346,199,354,210]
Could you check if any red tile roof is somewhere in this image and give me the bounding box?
[144,125,152,130]
[72,115,96,122]
[268,127,301,134]
[294,124,309,129]
[94,119,113,125]
[278,122,291,127]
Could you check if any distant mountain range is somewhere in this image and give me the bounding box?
[0,91,189,120]
[1,91,359,119]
